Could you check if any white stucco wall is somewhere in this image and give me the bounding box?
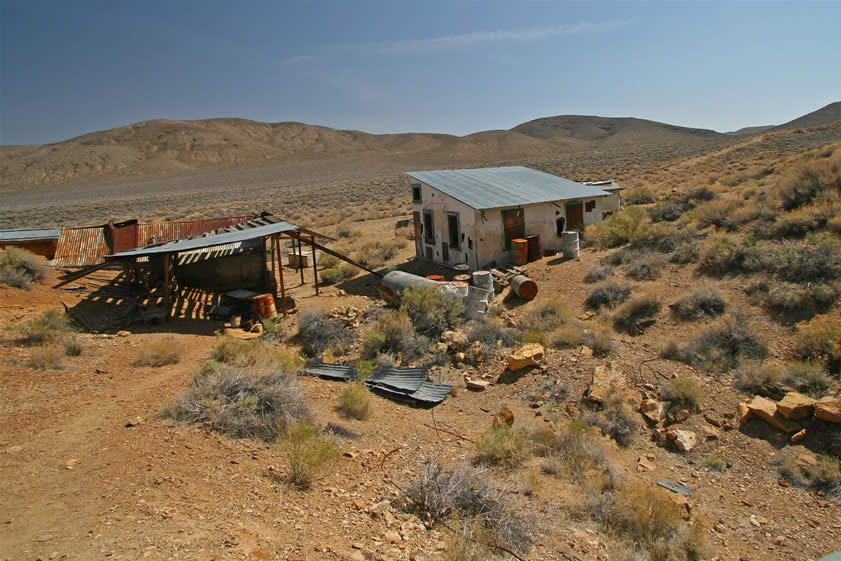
[411,179,621,269]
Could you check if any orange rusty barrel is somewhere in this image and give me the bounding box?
[510,275,538,300]
[526,234,541,263]
[511,238,529,266]
[253,294,278,320]
[425,274,445,282]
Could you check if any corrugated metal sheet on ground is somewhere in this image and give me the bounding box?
[53,227,111,268]
[408,381,452,404]
[0,228,61,242]
[366,366,426,393]
[303,362,358,381]
[406,166,612,210]
[107,220,298,259]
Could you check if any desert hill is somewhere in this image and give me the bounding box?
[773,101,841,131]
[726,125,774,135]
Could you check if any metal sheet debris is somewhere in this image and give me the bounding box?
[303,362,358,381]
[657,479,692,495]
[365,366,450,406]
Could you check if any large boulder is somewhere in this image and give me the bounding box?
[776,392,816,420]
[640,399,669,424]
[815,397,841,423]
[507,343,544,371]
[666,429,696,453]
[746,395,801,433]
[584,362,641,406]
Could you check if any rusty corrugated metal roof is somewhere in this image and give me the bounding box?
[52,226,111,268]
[136,216,254,247]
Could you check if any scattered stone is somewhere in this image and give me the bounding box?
[584,361,640,406]
[738,403,751,423]
[384,530,402,544]
[454,352,466,363]
[666,430,696,453]
[492,406,514,428]
[745,396,801,433]
[465,379,489,391]
[669,493,691,519]
[637,456,655,472]
[673,409,691,423]
[640,399,669,424]
[791,429,807,443]
[704,413,723,427]
[64,459,78,470]
[125,417,143,427]
[703,426,720,440]
[507,343,544,371]
[441,330,467,351]
[815,397,841,423]
[352,499,366,510]
[773,535,786,546]
[116,330,130,337]
[776,392,816,420]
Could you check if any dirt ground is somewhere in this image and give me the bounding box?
[3,210,841,561]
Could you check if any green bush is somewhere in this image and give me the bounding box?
[337,382,371,420]
[281,420,340,490]
[400,285,465,337]
[319,263,357,285]
[624,254,666,280]
[588,206,651,249]
[475,425,532,467]
[693,200,735,229]
[698,235,770,277]
[766,283,837,321]
[648,201,686,223]
[794,314,841,372]
[613,294,661,334]
[361,310,427,361]
[660,376,702,409]
[581,393,640,447]
[18,310,74,346]
[662,312,767,372]
[734,362,782,394]
[25,345,65,370]
[317,252,339,268]
[586,281,632,310]
[623,187,655,205]
[778,164,825,210]
[670,287,726,321]
[212,338,303,371]
[356,240,405,268]
[584,263,614,283]
[523,300,570,332]
[0,247,46,290]
[784,361,832,397]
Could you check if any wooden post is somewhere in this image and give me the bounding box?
[297,235,305,285]
[275,235,287,316]
[270,234,278,300]
[162,253,171,321]
[311,234,319,295]
[262,236,272,293]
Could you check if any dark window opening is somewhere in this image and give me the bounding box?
[447,212,461,250]
[468,237,473,250]
[411,184,422,203]
[556,217,566,236]
[423,210,434,244]
[585,200,596,212]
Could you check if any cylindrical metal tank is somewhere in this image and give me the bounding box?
[472,270,494,299]
[526,234,541,262]
[379,271,444,305]
[562,231,580,259]
[253,294,278,320]
[453,273,472,284]
[510,275,538,300]
[512,238,529,266]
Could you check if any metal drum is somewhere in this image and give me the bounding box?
[562,231,580,259]
[526,234,541,262]
[253,294,278,320]
[512,238,529,266]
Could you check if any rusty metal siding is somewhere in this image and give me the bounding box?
[53,227,111,268]
[136,216,254,247]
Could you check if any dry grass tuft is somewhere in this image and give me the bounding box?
[0,247,46,290]
[135,337,182,367]
[281,420,340,490]
[474,425,533,468]
[337,382,371,420]
[25,345,65,370]
[660,376,702,409]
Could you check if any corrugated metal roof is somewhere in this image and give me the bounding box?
[108,220,298,259]
[409,382,452,404]
[0,228,61,242]
[303,362,358,381]
[135,216,255,248]
[53,227,110,268]
[406,166,612,210]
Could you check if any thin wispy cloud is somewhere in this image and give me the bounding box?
[350,20,633,54]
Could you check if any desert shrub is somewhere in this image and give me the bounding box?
[588,206,651,249]
[521,329,547,346]
[794,314,841,373]
[660,376,702,409]
[161,365,310,441]
[0,247,46,290]
[586,280,632,310]
[778,164,826,210]
[697,235,771,277]
[734,362,782,393]
[317,252,339,268]
[624,187,655,205]
[625,254,666,280]
[687,186,717,202]
[647,201,686,223]
[25,345,65,370]
[547,324,583,349]
[319,264,357,285]
[775,245,841,283]
[361,310,426,361]
[62,338,82,357]
[352,359,376,382]
[784,361,832,397]
[403,460,531,554]
[694,200,735,229]
[670,287,726,321]
[581,393,640,447]
[584,263,613,283]
[337,382,371,420]
[466,318,519,356]
[281,420,340,490]
[670,238,702,264]
[664,312,767,372]
[580,322,616,356]
[356,240,405,268]
[135,337,182,367]
[606,480,707,561]
[769,207,828,238]
[766,283,837,321]
[400,285,465,337]
[474,425,532,467]
[297,310,353,357]
[335,225,359,239]
[776,449,841,491]
[18,310,75,346]
[523,300,571,333]
[613,294,661,334]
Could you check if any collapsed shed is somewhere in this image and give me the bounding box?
[0,228,61,258]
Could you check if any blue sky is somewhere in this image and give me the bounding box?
[1,1,839,145]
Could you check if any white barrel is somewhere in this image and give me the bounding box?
[562,231,580,259]
[464,285,491,320]
[439,281,469,299]
[472,271,494,299]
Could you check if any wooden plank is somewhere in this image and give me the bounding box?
[52,261,110,288]
[275,235,287,316]
[162,253,171,321]
[311,233,319,295]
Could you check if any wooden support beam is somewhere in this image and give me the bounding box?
[262,236,272,294]
[162,253,171,321]
[297,236,305,285]
[270,234,278,300]
[311,233,319,295]
[275,234,287,316]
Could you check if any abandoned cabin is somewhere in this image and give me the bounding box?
[406,166,623,269]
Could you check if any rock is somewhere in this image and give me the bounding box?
[703,426,720,440]
[704,413,723,427]
[640,399,669,424]
[507,343,544,371]
[125,417,143,427]
[773,535,786,546]
[250,323,263,334]
[815,397,841,423]
[776,392,816,420]
[349,552,366,561]
[637,456,655,472]
[352,498,366,510]
[738,402,751,423]
[492,406,514,428]
[116,330,130,337]
[441,330,467,351]
[454,352,466,363]
[584,361,640,406]
[673,409,691,423]
[384,530,402,544]
[64,458,79,470]
[666,430,696,452]
[465,379,489,391]
[669,493,691,519]
[791,428,807,443]
[746,395,801,433]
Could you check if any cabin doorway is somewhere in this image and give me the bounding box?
[566,203,584,230]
